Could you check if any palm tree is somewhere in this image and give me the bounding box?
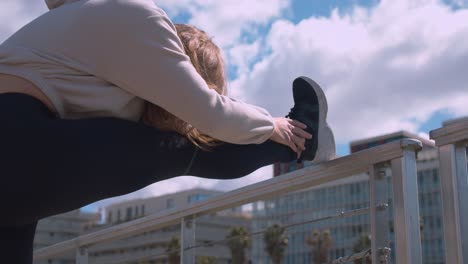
[226,226,250,264]
[306,229,333,264]
[263,224,288,264]
[352,234,371,264]
[196,256,217,264]
[166,236,180,264]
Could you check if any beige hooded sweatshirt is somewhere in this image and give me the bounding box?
[0,0,275,144]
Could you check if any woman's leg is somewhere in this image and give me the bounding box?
[186,140,296,179]
[0,222,37,264]
[1,93,295,226]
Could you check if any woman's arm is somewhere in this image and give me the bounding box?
[75,0,275,144]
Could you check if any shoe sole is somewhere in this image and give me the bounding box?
[297,76,336,163]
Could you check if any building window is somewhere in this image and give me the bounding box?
[141,205,145,216]
[126,207,133,220]
[135,206,139,216]
[117,210,121,222]
[108,211,113,223]
[289,163,296,172]
[166,199,175,209]
[187,193,210,204]
[433,169,439,183]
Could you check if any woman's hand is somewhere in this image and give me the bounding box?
[270,117,313,158]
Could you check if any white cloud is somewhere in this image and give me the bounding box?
[87,166,273,211]
[0,0,47,42]
[87,176,218,210]
[231,0,468,144]
[153,0,193,16]
[227,40,260,84]
[0,0,290,47]
[156,0,290,47]
[209,165,273,191]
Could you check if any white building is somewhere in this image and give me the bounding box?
[85,188,251,264]
[34,210,100,264]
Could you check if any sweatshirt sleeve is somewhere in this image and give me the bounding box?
[82,0,275,144]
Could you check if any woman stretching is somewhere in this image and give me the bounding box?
[0,0,335,263]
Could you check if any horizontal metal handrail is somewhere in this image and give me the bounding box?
[33,138,422,261]
[430,118,468,146]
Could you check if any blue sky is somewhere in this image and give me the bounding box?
[1,0,467,212]
[160,0,463,157]
[289,0,379,22]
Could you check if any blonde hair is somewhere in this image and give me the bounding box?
[142,24,226,150]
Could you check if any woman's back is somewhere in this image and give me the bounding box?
[0,0,169,120]
[0,0,276,145]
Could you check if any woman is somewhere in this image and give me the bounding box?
[0,0,335,263]
[142,23,227,151]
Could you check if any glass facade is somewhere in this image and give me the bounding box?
[251,175,373,263]
[252,137,446,264]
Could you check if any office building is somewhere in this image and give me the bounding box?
[252,131,445,264]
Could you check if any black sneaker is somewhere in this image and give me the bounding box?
[286,76,336,163]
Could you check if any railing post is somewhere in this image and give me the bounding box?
[390,139,423,264]
[369,163,390,263]
[438,142,468,264]
[76,247,88,264]
[181,217,196,264]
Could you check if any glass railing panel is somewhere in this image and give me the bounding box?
[182,175,380,264]
[32,139,423,264]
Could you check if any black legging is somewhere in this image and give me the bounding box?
[0,93,295,263]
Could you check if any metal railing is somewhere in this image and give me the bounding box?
[33,138,423,263]
[430,118,468,264]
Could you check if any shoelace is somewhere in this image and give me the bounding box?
[286,106,299,119]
